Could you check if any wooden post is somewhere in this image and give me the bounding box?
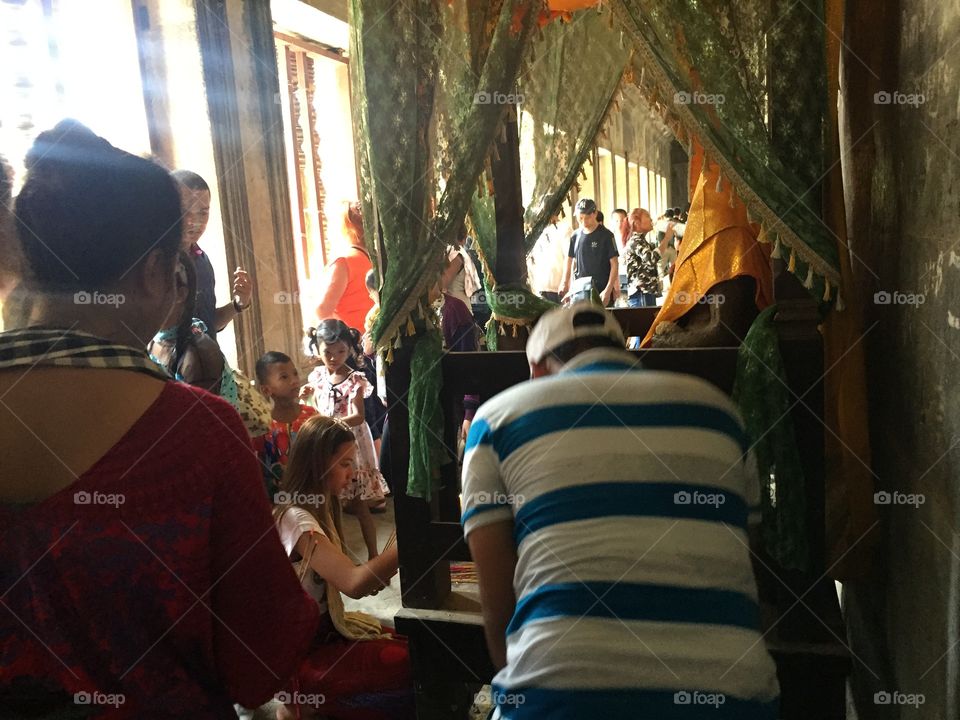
[491,107,526,286]
[385,341,452,610]
[490,105,529,350]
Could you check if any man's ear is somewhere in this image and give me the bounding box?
[138,249,177,303]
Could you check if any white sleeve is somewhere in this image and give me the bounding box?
[276,506,327,558]
[461,416,514,539]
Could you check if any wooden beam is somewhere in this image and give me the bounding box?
[491,108,526,287]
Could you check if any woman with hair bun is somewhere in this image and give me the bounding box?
[0,120,318,716]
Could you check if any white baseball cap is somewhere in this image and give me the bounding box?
[526,301,625,364]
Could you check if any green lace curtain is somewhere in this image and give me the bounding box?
[612,0,841,299]
[733,305,809,571]
[467,9,632,344]
[350,0,539,498]
[518,9,629,251]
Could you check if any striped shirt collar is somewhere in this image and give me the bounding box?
[560,347,639,375]
[0,326,171,381]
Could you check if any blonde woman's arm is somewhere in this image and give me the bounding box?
[296,531,398,599]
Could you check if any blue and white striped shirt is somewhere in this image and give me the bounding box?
[462,348,779,719]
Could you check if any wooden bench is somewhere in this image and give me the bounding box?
[385,304,849,719]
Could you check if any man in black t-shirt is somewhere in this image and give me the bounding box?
[558,198,619,306]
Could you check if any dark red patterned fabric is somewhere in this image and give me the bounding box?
[0,382,319,718]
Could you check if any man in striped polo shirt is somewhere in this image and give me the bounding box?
[461,302,779,719]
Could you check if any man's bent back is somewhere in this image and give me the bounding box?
[461,304,778,719]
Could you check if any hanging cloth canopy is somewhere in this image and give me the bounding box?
[610,0,841,300]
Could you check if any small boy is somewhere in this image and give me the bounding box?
[251,351,317,501]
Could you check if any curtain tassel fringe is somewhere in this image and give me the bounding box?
[823,278,832,302]
[771,235,782,259]
[836,290,845,311]
[803,266,815,289]
[787,250,797,274]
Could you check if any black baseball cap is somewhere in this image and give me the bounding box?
[575,198,597,214]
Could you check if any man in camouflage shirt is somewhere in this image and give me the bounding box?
[624,208,661,307]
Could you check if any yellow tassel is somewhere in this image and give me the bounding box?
[823,279,832,302]
[836,290,845,311]
[499,322,507,336]
[386,347,394,363]
[511,323,518,337]
[788,250,797,274]
[406,316,416,335]
[715,172,723,194]
[771,235,782,259]
[393,332,402,349]
[803,266,815,289]
[728,188,736,208]
[491,144,500,163]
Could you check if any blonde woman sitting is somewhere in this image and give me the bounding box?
[274,415,413,720]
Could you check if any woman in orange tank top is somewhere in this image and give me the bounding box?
[316,203,374,332]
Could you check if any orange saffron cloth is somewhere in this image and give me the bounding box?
[641,140,773,347]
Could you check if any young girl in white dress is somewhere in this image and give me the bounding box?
[303,318,389,560]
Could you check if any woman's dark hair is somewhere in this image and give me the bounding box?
[14,119,182,292]
[171,169,209,193]
[316,318,363,360]
[169,253,198,378]
[305,327,320,356]
[365,269,377,292]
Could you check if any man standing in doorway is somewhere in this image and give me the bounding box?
[172,170,253,345]
[558,198,619,306]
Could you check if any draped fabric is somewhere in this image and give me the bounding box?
[350,0,540,497]
[518,9,629,250]
[640,143,774,347]
[733,306,810,571]
[612,0,841,298]
[468,8,632,342]
[606,0,851,568]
